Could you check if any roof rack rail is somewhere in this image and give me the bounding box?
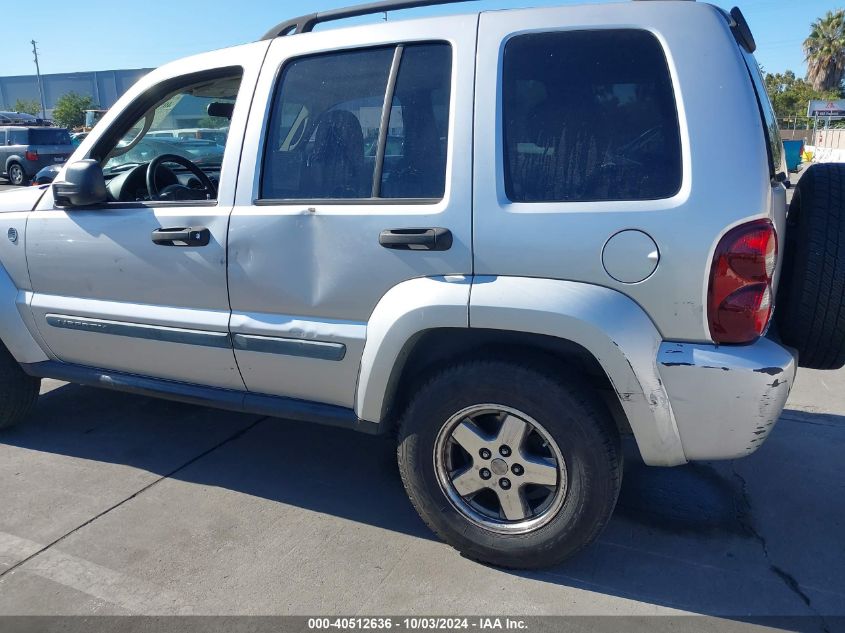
[260,0,478,40]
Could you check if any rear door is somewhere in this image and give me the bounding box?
[229,15,476,406]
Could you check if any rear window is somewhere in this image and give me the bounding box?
[502,30,682,203]
[30,128,72,145]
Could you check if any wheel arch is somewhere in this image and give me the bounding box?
[5,156,24,175]
[371,327,630,437]
[356,275,687,466]
[0,264,50,365]
[0,214,51,364]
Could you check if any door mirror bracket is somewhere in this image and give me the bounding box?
[52,160,108,208]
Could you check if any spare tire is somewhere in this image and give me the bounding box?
[776,163,845,369]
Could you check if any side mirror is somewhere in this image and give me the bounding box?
[52,160,108,208]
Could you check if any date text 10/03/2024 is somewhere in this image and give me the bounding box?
[307,618,529,630]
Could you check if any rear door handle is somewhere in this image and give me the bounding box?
[151,226,210,247]
[379,228,452,251]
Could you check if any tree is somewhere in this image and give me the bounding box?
[13,98,40,116]
[51,92,98,129]
[804,9,845,92]
[196,115,229,129]
[765,69,841,120]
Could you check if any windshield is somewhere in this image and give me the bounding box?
[102,76,240,174]
[108,137,226,169]
[31,128,72,145]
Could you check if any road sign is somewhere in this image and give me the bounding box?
[807,99,845,117]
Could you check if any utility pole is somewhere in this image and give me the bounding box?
[31,40,47,120]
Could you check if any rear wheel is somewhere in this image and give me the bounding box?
[397,359,621,569]
[7,163,26,186]
[776,163,845,369]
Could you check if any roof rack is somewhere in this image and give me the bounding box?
[260,0,478,40]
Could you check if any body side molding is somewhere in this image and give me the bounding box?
[44,312,348,361]
[46,314,232,349]
[232,333,346,361]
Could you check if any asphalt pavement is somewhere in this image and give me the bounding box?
[0,375,841,625]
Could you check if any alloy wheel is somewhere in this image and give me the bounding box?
[433,404,567,534]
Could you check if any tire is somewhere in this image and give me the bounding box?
[776,163,845,369]
[0,343,40,430]
[7,163,27,187]
[397,359,621,569]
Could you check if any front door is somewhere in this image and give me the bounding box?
[25,52,263,389]
[228,16,477,407]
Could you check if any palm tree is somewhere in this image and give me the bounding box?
[804,9,845,92]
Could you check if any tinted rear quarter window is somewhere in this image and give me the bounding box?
[503,30,682,203]
[30,128,72,145]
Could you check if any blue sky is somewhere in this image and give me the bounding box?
[4,0,840,78]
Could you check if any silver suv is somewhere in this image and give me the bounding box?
[0,0,843,569]
[0,126,74,186]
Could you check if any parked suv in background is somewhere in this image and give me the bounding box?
[0,112,44,126]
[0,126,74,185]
[0,0,844,569]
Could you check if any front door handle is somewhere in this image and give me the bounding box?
[151,226,210,247]
[379,228,452,251]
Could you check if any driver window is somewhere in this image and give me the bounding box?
[100,71,243,202]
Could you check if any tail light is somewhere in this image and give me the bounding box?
[25,150,38,161]
[708,220,777,344]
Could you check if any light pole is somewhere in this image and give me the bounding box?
[31,40,47,120]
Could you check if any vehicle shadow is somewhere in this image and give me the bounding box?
[2,383,843,626]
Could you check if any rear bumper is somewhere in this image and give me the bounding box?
[658,337,797,461]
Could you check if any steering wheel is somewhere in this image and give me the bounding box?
[146,153,217,201]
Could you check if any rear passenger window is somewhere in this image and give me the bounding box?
[381,44,452,199]
[503,30,682,203]
[9,130,27,145]
[261,43,452,201]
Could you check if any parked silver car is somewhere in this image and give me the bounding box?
[0,0,843,568]
[0,126,74,185]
